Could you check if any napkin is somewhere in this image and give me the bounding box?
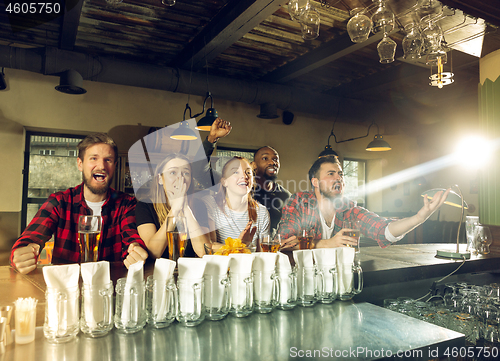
[252,253,278,303]
[337,247,355,295]
[293,250,315,296]
[42,264,80,332]
[203,255,231,276]
[81,261,111,328]
[203,255,231,309]
[293,250,314,268]
[313,249,337,293]
[252,253,278,272]
[228,254,255,306]
[177,257,207,279]
[121,261,145,326]
[276,252,292,272]
[177,258,207,314]
[153,259,177,320]
[229,254,255,275]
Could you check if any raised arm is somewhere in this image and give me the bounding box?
[388,188,451,238]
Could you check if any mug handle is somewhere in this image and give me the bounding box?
[99,287,113,327]
[244,275,254,310]
[315,268,324,298]
[167,282,178,321]
[220,277,230,313]
[192,282,202,320]
[289,272,298,302]
[271,273,281,306]
[57,292,68,337]
[329,267,338,299]
[353,264,363,294]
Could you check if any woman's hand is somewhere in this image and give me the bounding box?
[168,177,188,215]
[238,220,257,246]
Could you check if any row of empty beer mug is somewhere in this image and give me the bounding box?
[42,250,363,341]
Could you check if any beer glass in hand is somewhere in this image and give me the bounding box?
[78,215,102,263]
[166,216,188,263]
[298,229,314,250]
[343,220,361,252]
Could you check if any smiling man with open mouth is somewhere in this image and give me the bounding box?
[10,133,149,274]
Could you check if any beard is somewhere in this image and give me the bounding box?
[262,171,277,182]
[319,181,343,201]
[82,172,112,195]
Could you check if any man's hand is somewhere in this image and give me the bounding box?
[417,188,451,223]
[317,229,358,248]
[124,243,148,269]
[207,118,232,143]
[279,235,298,250]
[238,221,257,246]
[12,244,40,274]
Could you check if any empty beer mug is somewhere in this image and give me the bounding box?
[337,263,363,301]
[204,274,230,321]
[44,286,80,343]
[276,270,297,310]
[177,277,205,327]
[146,275,178,328]
[316,265,337,304]
[296,266,319,307]
[80,282,114,337]
[229,272,254,317]
[114,278,146,333]
[253,270,280,314]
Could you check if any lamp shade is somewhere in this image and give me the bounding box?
[366,134,391,151]
[170,121,198,140]
[195,108,218,131]
[55,70,87,95]
[420,188,468,209]
[318,145,339,158]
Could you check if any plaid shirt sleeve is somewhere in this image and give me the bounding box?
[10,193,63,266]
[115,195,147,260]
[276,192,322,241]
[335,206,394,248]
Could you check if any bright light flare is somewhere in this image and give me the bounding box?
[453,136,494,168]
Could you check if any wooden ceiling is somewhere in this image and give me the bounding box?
[0,0,498,108]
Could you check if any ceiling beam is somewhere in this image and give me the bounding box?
[59,0,85,50]
[261,31,388,83]
[170,0,286,70]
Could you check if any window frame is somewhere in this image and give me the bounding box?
[21,131,86,231]
[342,157,367,208]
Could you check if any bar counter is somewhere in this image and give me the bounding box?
[3,243,499,360]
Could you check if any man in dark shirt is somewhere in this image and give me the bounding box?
[11,133,148,274]
[251,146,291,236]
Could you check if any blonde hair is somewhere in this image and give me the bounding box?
[150,154,193,225]
[215,156,257,223]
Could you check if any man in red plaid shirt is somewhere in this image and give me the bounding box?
[277,156,450,249]
[10,133,148,274]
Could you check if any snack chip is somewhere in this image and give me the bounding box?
[214,237,251,255]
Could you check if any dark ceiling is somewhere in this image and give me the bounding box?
[0,0,499,124]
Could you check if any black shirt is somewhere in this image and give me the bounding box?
[253,183,291,236]
[135,198,209,258]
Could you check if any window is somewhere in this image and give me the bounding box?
[213,145,257,175]
[39,149,55,155]
[21,132,85,231]
[342,158,366,207]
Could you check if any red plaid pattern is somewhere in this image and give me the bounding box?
[10,183,146,265]
[276,191,393,248]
